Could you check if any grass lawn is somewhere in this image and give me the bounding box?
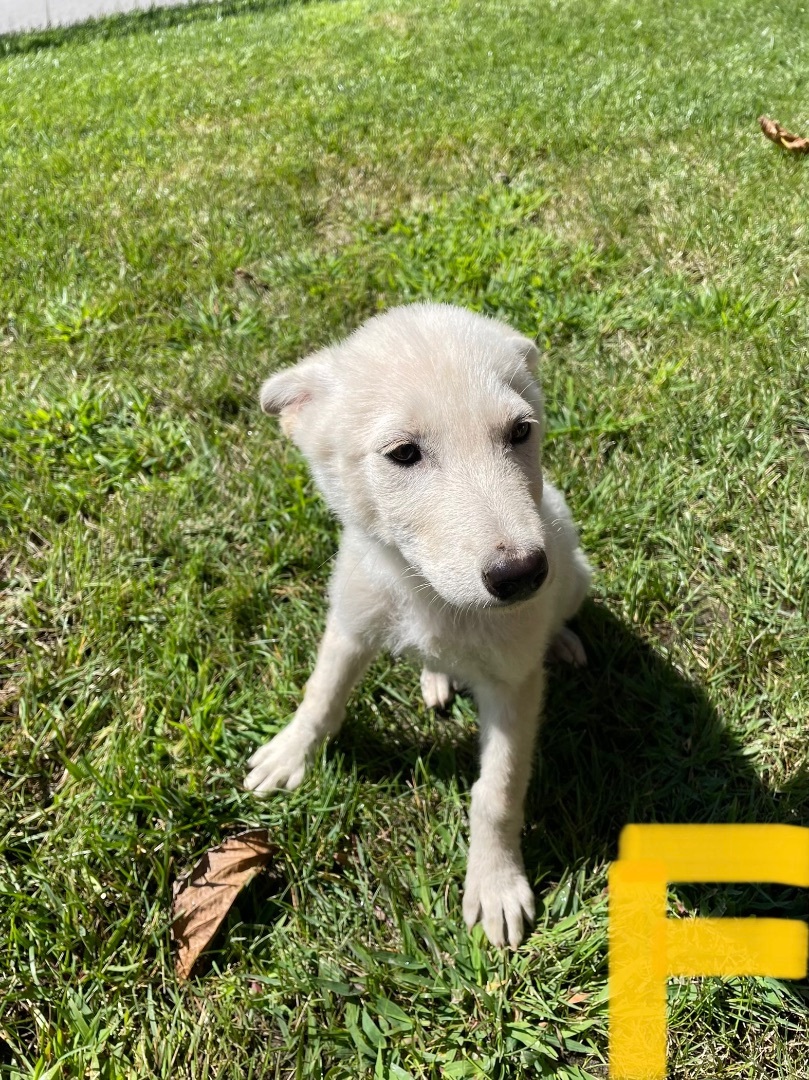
[1,0,808,1075]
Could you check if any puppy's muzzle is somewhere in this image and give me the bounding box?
[482,549,548,604]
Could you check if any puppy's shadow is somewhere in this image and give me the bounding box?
[532,602,809,932]
[533,601,803,857]
[342,600,809,918]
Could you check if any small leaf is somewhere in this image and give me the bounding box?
[567,992,589,1006]
[758,115,809,153]
[172,828,276,980]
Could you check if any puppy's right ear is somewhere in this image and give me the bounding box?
[507,336,540,372]
[259,351,332,436]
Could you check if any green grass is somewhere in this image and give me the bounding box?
[1,0,808,1075]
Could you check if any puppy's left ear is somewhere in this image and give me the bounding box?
[259,350,333,436]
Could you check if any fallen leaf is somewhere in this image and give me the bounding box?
[234,267,271,293]
[0,680,21,713]
[567,992,589,1006]
[172,828,276,980]
[758,115,809,153]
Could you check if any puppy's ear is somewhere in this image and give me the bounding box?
[507,336,544,420]
[259,351,332,436]
[508,336,540,371]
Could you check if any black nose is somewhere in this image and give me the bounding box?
[482,549,548,603]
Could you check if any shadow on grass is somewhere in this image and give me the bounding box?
[538,602,809,931]
[340,599,809,927]
[534,600,805,857]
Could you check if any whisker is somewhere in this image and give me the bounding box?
[314,548,340,573]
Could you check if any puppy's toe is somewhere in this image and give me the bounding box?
[462,881,482,932]
[245,760,306,794]
[463,860,535,949]
[479,876,534,949]
[420,668,455,711]
[548,626,587,667]
[246,740,276,770]
[243,727,314,795]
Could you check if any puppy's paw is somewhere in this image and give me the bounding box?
[548,626,587,667]
[463,858,535,949]
[244,724,318,794]
[420,668,455,711]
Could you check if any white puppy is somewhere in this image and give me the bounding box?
[245,303,591,948]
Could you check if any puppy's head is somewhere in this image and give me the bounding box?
[260,304,549,609]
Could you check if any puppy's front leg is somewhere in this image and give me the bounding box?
[463,668,545,948]
[244,613,375,794]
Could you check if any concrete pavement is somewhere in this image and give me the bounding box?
[1,0,199,36]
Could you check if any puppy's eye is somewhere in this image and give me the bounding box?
[510,420,532,445]
[386,443,422,466]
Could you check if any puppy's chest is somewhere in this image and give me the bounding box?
[382,593,546,684]
[383,605,463,666]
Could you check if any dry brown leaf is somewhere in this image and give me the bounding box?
[0,680,21,713]
[567,992,590,1007]
[758,115,809,154]
[172,828,276,980]
[234,267,271,293]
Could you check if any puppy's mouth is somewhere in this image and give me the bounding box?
[485,590,541,610]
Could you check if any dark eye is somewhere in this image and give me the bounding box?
[386,443,422,466]
[510,420,532,445]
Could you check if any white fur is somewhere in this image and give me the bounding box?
[245,304,591,948]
